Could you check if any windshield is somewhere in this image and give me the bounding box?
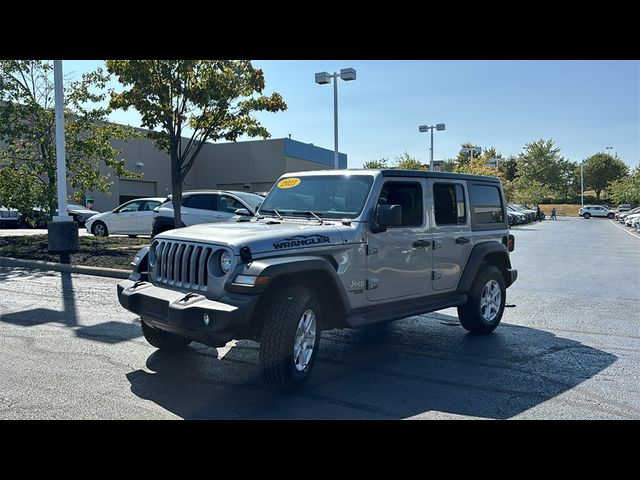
[258,175,374,220]
[232,192,265,211]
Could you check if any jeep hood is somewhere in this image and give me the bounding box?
[156,220,347,254]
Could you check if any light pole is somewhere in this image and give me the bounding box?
[418,123,446,171]
[581,161,584,207]
[315,68,357,169]
[461,145,482,161]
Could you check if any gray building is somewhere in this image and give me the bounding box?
[90,136,347,212]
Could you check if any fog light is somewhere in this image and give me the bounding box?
[203,313,210,326]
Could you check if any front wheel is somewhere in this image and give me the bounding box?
[260,287,321,391]
[458,265,506,334]
[92,221,108,237]
[583,212,591,219]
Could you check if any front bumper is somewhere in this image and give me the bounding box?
[117,279,259,347]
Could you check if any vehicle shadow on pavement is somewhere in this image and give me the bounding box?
[125,313,618,419]
[0,267,142,344]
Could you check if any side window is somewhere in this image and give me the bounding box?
[118,201,142,213]
[378,181,423,227]
[471,184,504,224]
[433,183,466,225]
[141,201,160,211]
[182,194,217,210]
[219,196,245,213]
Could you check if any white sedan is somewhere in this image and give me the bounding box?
[85,197,164,237]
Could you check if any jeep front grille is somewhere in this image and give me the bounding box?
[152,240,213,291]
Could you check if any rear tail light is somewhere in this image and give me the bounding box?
[507,234,515,252]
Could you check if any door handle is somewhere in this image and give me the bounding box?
[413,239,430,248]
[455,237,471,244]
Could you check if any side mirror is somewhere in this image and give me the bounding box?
[372,204,402,233]
[235,208,251,216]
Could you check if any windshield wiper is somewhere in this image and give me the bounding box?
[260,209,283,220]
[306,211,324,224]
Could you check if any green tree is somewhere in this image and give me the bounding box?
[0,60,138,222]
[512,178,555,205]
[497,155,518,181]
[439,158,457,172]
[393,151,426,170]
[582,152,629,200]
[607,167,640,204]
[362,158,389,169]
[516,139,567,196]
[106,60,287,227]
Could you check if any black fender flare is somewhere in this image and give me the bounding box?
[457,242,513,294]
[225,255,351,319]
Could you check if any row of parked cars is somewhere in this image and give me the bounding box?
[614,205,640,232]
[506,204,540,225]
[85,190,265,237]
[0,204,101,228]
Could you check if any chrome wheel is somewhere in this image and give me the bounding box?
[480,280,501,322]
[293,309,316,372]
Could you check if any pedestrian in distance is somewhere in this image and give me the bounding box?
[536,205,543,222]
[550,207,557,220]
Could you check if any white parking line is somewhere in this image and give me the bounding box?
[609,219,640,239]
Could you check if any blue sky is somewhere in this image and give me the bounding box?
[64,60,640,170]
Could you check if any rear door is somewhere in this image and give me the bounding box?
[137,200,161,234]
[181,194,218,226]
[429,180,472,291]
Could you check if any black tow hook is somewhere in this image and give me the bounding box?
[180,292,200,303]
[505,304,516,308]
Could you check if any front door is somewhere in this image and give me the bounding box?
[429,180,472,291]
[112,200,143,234]
[366,179,431,302]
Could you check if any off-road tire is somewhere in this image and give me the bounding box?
[141,318,191,351]
[458,265,506,334]
[260,286,321,391]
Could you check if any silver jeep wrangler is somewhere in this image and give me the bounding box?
[118,169,517,390]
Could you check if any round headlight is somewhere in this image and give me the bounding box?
[219,251,232,274]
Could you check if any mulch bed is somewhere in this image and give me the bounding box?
[0,235,151,270]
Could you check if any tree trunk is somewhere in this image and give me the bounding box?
[595,189,601,200]
[170,145,182,229]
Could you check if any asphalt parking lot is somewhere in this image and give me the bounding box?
[0,216,638,419]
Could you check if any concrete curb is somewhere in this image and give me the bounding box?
[0,256,130,279]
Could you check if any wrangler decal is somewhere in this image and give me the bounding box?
[273,234,330,250]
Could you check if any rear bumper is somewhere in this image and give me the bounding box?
[117,279,259,347]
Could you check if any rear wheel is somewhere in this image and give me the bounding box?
[458,265,506,334]
[260,286,321,391]
[92,221,108,237]
[141,319,191,351]
[583,212,591,219]
[607,213,614,219]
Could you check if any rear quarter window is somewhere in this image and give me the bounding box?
[470,183,506,230]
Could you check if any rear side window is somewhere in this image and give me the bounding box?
[471,184,504,224]
[182,194,217,210]
[433,183,466,225]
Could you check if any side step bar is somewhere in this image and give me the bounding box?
[344,294,467,328]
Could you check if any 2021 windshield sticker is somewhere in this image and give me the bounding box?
[277,178,301,189]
